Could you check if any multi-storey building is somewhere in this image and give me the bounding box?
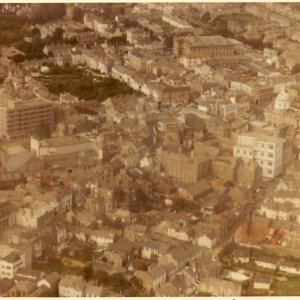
[231,80,276,106]
[160,150,211,184]
[233,132,285,178]
[0,98,54,140]
[0,245,26,279]
[174,35,245,68]
[265,88,300,128]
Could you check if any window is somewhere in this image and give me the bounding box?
[268,153,273,158]
[268,161,273,166]
[269,145,274,150]
[267,170,272,174]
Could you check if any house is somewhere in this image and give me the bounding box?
[85,285,104,297]
[196,231,217,249]
[14,268,45,282]
[141,239,171,261]
[198,277,242,296]
[0,247,26,279]
[88,228,120,247]
[232,248,250,264]
[279,260,300,275]
[124,224,148,242]
[253,273,273,290]
[134,265,167,293]
[7,280,37,297]
[223,269,250,283]
[159,244,202,272]
[58,275,85,297]
[255,255,279,270]
[179,180,212,202]
[37,272,61,296]
[196,257,223,280]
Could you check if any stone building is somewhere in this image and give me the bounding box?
[174,35,245,68]
[212,156,238,182]
[265,89,300,128]
[160,149,211,184]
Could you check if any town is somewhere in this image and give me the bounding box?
[1,2,300,297]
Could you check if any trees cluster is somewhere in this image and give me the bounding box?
[32,4,66,23]
[95,271,136,294]
[43,69,135,102]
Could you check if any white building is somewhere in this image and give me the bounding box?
[59,275,85,297]
[233,132,285,178]
[0,245,26,279]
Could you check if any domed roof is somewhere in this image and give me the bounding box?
[275,89,289,103]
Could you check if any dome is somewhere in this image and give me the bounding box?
[274,88,290,111]
[275,89,289,103]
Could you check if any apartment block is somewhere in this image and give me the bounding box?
[233,133,285,178]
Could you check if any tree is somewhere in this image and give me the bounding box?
[53,27,64,43]
[96,270,109,285]
[109,273,130,293]
[11,54,25,63]
[83,264,94,281]
[72,6,84,23]
[32,27,41,38]
[131,276,144,290]
[292,63,300,74]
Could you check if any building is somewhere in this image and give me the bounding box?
[265,89,300,128]
[175,35,245,68]
[233,132,285,178]
[160,150,211,184]
[58,275,85,297]
[0,98,53,140]
[212,156,238,182]
[0,245,26,279]
[253,273,273,290]
[198,277,242,296]
[231,80,276,106]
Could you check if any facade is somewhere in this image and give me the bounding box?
[265,89,300,128]
[212,156,238,182]
[0,246,25,279]
[161,150,211,184]
[175,35,245,68]
[231,81,276,106]
[58,275,85,297]
[233,133,285,178]
[253,273,273,290]
[0,98,53,140]
[279,260,300,275]
[198,277,242,296]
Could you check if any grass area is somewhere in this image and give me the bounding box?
[272,279,300,296]
[39,66,136,102]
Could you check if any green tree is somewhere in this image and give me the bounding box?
[53,27,64,43]
[292,63,300,74]
[83,264,94,281]
[131,276,144,290]
[11,54,25,63]
[32,27,41,38]
[72,6,84,22]
[109,273,130,293]
[96,270,109,285]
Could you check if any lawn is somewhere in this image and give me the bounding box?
[272,279,300,296]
